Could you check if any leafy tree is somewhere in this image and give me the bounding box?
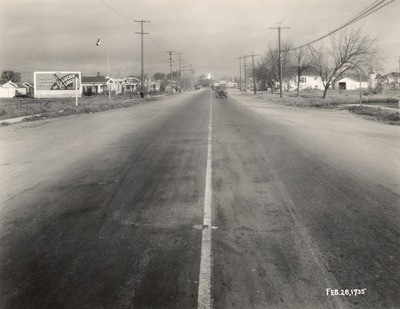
[1,70,22,83]
[197,74,212,87]
[166,71,178,80]
[153,72,166,80]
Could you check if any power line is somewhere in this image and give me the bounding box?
[99,0,135,25]
[120,0,149,21]
[277,0,307,24]
[286,0,395,51]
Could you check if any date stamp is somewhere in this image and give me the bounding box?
[326,288,367,296]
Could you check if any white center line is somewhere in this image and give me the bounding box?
[197,96,213,309]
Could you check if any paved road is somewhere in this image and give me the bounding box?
[0,89,399,308]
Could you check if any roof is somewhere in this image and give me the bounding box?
[336,76,368,83]
[82,76,112,84]
[0,81,26,88]
[126,76,141,83]
[301,67,320,76]
[113,78,127,83]
[384,72,400,78]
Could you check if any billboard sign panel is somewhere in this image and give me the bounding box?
[34,72,82,98]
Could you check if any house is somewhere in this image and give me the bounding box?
[125,76,142,92]
[382,72,400,84]
[290,68,324,91]
[0,81,28,98]
[143,79,161,92]
[226,81,237,88]
[23,82,34,97]
[163,80,178,93]
[113,78,127,94]
[81,75,115,95]
[335,76,368,90]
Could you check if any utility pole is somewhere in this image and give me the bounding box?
[243,54,260,94]
[134,20,150,94]
[359,70,362,107]
[269,24,290,98]
[236,57,242,91]
[398,56,400,73]
[166,50,175,94]
[182,62,186,90]
[252,54,256,94]
[243,56,247,92]
[189,65,194,90]
[177,52,183,92]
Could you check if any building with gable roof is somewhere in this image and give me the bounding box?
[81,75,115,95]
[0,81,28,98]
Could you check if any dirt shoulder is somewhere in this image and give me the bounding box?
[234,88,400,125]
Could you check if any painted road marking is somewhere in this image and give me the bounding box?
[197,96,213,309]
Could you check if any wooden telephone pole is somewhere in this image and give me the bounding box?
[269,24,290,98]
[166,50,175,94]
[236,57,242,91]
[134,20,150,94]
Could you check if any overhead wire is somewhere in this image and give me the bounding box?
[276,0,307,24]
[99,0,135,25]
[99,0,180,76]
[285,0,395,51]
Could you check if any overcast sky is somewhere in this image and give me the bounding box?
[0,0,399,81]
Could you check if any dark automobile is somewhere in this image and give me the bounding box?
[215,84,227,98]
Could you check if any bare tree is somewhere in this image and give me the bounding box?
[281,42,295,93]
[311,27,379,99]
[256,42,294,94]
[291,47,312,97]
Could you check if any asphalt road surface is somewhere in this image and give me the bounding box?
[0,89,399,308]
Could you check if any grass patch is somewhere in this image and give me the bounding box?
[0,93,163,121]
[252,86,399,125]
[344,105,400,125]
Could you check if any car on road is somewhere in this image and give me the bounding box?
[215,84,227,98]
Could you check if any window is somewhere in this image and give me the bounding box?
[300,77,306,83]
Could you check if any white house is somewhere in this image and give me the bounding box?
[125,76,142,92]
[335,77,368,90]
[226,81,237,88]
[382,72,400,84]
[81,75,115,95]
[113,78,127,94]
[0,81,28,98]
[290,68,324,91]
[144,79,161,92]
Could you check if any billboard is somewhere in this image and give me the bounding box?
[34,72,82,98]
